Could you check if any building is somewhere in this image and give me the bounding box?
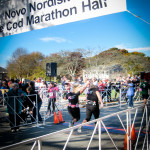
[0,67,7,80]
[83,64,125,81]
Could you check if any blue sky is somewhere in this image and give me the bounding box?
[0,0,150,68]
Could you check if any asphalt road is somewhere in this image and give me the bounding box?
[0,100,149,150]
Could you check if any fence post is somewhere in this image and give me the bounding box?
[43,94,46,125]
[119,88,122,109]
[36,94,39,127]
[43,89,49,125]
[2,93,5,106]
[129,109,132,150]
[146,105,148,149]
[63,130,74,150]
[106,90,107,107]
[126,111,130,150]
[31,141,37,150]
[99,121,102,150]
[14,96,16,128]
[38,140,42,150]
[139,89,140,102]
[134,106,146,150]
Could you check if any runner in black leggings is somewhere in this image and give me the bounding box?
[64,81,90,127]
[78,82,103,132]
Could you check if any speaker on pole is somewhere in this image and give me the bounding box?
[46,63,57,77]
[46,63,51,77]
[51,62,57,77]
[140,72,145,80]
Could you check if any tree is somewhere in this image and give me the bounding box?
[7,50,45,80]
[7,48,28,80]
[11,48,27,60]
[23,52,44,78]
[60,51,84,80]
[77,48,99,68]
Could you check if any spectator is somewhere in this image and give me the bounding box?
[1,81,8,89]
[26,86,43,122]
[39,80,47,98]
[29,81,35,91]
[106,80,112,102]
[7,83,26,132]
[127,80,134,108]
[61,76,66,90]
[114,81,121,100]
[92,77,98,86]
[98,80,106,100]
[22,83,29,93]
[40,80,47,89]
[140,79,149,105]
[77,76,83,85]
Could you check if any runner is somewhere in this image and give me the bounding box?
[140,79,149,105]
[47,82,59,115]
[78,81,104,133]
[64,81,90,127]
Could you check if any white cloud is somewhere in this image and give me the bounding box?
[115,44,150,52]
[127,47,150,52]
[40,37,69,43]
[115,43,131,49]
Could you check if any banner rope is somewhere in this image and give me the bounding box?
[127,10,150,25]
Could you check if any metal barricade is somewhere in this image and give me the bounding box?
[0,89,9,106]
[38,87,66,125]
[0,102,149,150]
[1,94,40,129]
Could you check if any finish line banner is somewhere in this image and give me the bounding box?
[0,0,127,37]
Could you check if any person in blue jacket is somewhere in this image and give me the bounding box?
[127,80,134,108]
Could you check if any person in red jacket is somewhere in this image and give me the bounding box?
[98,80,106,100]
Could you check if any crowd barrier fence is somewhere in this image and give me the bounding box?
[0,86,149,131]
[0,101,149,150]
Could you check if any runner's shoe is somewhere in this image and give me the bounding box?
[69,121,74,128]
[78,127,82,133]
[11,129,15,133]
[46,112,50,116]
[16,128,19,132]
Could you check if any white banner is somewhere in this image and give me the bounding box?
[0,0,127,37]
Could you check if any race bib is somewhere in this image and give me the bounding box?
[49,92,54,97]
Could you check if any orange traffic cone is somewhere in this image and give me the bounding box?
[59,110,64,123]
[124,127,130,150]
[54,112,59,124]
[131,124,136,144]
[124,132,128,150]
[124,124,136,150]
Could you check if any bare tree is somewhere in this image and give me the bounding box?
[60,50,84,80]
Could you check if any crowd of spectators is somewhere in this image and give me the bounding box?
[0,74,149,132]
[0,78,43,132]
[60,74,150,107]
